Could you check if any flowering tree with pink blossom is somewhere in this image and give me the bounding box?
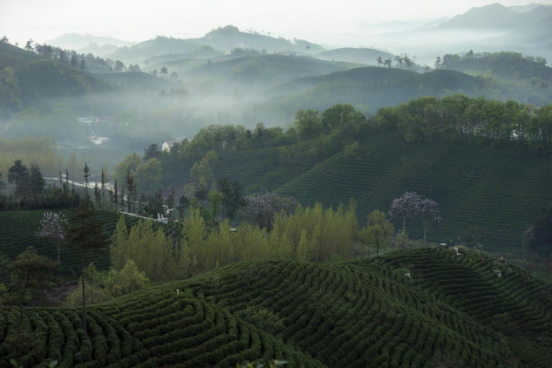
[388,191,422,231]
[389,191,444,244]
[36,212,68,266]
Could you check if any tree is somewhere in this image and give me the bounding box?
[360,210,395,256]
[0,172,5,192]
[435,56,441,69]
[403,55,414,69]
[388,191,422,231]
[0,36,9,43]
[36,212,67,266]
[24,39,34,52]
[100,167,108,209]
[143,144,161,162]
[170,71,178,79]
[160,66,168,77]
[417,197,443,245]
[7,160,31,197]
[83,162,91,201]
[30,164,45,194]
[104,260,150,297]
[64,201,110,331]
[395,55,403,69]
[294,109,322,141]
[79,59,86,71]
[177,195,191,219]
[151,69,158,76]
[208,187,223,222]
[134,158,163,193]
[125,170,136,212]
[384,58,392,68]
[70,54,78,68]
[8,247,57,335]
[377,56,383,67]
[166,187,175,217]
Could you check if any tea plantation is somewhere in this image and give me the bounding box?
[278,135,552,253]
[1,248,551,367]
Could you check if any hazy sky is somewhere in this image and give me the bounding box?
[1,0,551,45]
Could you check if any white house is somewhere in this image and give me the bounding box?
[90,136,110,145]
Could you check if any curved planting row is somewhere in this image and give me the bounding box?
[2,249,551,367]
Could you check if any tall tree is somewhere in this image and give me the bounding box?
[177,195,190,219]
[101,167,108,209]
[166,188,175,217]
[64,201,109,331]
[82,162,91,201]
[0,173,5,192]
[160,66,168,77]
[30,164,45,194]
[360,210,395,256]
[9,247,57,335]
[7,160,31,197]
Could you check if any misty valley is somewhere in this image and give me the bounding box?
[1,2,552,367]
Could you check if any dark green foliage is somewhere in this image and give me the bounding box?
[278,133,552,252]
[524,205,552,257]
[2,249,551,367]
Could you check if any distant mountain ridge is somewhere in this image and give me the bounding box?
[191,25,325,54]
[48,33,129,50]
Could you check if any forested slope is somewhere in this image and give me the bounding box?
[277,134,552,252]
[2,248,551,367]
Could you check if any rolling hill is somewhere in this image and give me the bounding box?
[106,37,210,64]
[177,54,359,94]
[48,33,129,50]
[315,48,394,66]
[443,53,552,81]
[1,248,551,367]
[0,41,116,108]
[256,68,483,122]
[191,25,325,54]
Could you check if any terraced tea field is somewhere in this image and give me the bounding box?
[278,135,552,252]
[0,211,180,284]
[1,248,551,367]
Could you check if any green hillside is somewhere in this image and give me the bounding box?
[178,54,358,93]
[1,42,115,105]
[14,59,114,104]
[277,134,552,253]
[315,47,394,65]
[263,67,418,98]
[0,211,181,284]
[162,146,319,192]
[257,69,482,122]
[442,52,552,81]
[0,41,38,69]
[2,248,551,367]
